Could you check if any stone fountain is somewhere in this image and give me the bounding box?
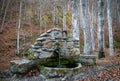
[28,28,82,77]
[9,28,96,78]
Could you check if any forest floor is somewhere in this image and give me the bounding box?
[0,20,40,73]
[0,55,120,81]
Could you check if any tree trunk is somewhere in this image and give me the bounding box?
[0,0,5,15]
[17,0,22,54]
[63,4,66,31]
[53,0,55,28]
[39,0,42,34]
[80,0,92,55]
[90,0,95,51]
[117,0,120,23]
[97,0,105,58]
[72,0,80,41]
[0,0,10,33]
[107,0,114,56]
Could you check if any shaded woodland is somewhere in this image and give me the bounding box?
[0,0,120,81]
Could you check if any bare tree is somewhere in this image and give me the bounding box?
[17,0,22,54]
[97,0,105,58]
[107,0,114,56]
[38,0,42,34]
[90,0,95,51]
[117,0,120,23]
[80,0,92,55]
[72,0,80,41]
[0,0,10,33]
[63,2,67,31]
[0,0,5,15]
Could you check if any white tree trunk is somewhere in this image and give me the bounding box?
[17,0,22,54]
[90,0,95,51]
[0,0,10,33]
[72,0,79,41]
[87,0,95,51]
[107,0,114,56]
[97,0,105,58]
[39,0,42,34]
[80,0,92,55]
[63,4,66,31]
[53,0,55,28]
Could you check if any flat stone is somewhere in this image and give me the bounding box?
[46,29,52,33]
[67,42,74,48]
[43,40,52,49]
[50,30,62,38]
[38,51,53,59]
[40,32,48,37]
[34,49,42,53]
[37,37,46,41]
[80,54,97,59]
[52,28,61,31]
[41,48,53,52]
[66,38,73,42]
[31,45,41,49]
[74,54,97,65]
[10,59,34,74]
[10,59,31,65]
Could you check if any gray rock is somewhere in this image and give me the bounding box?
[41,63,82,77]
[67,41,74,49]
[37,37,46,41]
[31,45,41,49]
[29,28,85,62]
[10,59,34,74]
[43,40,53,49]
[40,32,48,37]
[69,48,80,56]
[75,54,97,65]
[38,51,53,59]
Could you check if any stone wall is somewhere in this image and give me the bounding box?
[29,28,80,59]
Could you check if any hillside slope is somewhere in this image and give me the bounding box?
[0,0,120,73]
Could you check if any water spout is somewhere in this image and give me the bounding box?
[53,41,62,68]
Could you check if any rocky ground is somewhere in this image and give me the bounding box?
[0,55,120,81]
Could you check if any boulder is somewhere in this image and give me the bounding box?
[10,59,34,74]
[75,54,97,65]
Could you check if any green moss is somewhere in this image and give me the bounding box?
[73,68,79,73]
[52,41,61,60]
[12,65,18,72]
[38,65,45,72]
[55,41,61,49]
[18,47,35,59]
[40,58,78,68]
[56,69,67,74]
